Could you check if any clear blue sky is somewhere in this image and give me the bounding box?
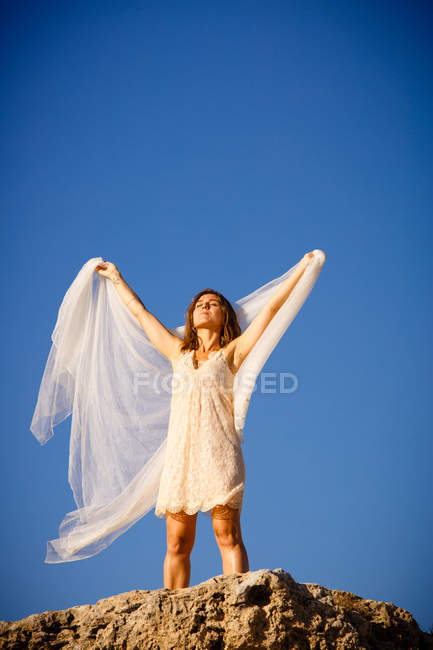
[1,0,432,634]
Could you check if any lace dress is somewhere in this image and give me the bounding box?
[154,348,246,519]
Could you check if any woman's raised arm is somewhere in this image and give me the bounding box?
[229,251,317,372]
[94,261,182,362]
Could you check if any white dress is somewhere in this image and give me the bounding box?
[154,348,245,518]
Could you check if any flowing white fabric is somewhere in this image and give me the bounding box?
[30,251,326,563]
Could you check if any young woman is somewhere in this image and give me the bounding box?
[94,251,315,589]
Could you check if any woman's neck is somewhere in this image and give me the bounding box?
[195,330,220,353]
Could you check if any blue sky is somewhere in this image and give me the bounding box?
[1,0,432,634]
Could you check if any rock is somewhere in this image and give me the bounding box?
[0,569,431,649]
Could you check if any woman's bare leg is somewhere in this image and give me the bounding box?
[164,509,198,589]
[211,504,249,574]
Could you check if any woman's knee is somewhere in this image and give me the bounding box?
[166,533,194,556]
[211,506,243,547]
[214,527,242,549]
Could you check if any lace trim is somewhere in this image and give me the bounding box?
[154,483,244,518]
[171,348,235,376]
[221,348,236,377]
[190,348,218,369]
[188,348,236,376]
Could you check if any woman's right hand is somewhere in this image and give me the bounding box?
[94,260,120,281]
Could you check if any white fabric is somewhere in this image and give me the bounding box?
[30,251,326,563]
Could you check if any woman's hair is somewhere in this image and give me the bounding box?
[180,288,242,352]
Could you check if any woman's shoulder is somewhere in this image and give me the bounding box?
[169,342,190,365]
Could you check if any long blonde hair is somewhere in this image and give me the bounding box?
[180,288,241,353]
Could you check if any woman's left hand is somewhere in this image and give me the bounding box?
[300,251,315,267]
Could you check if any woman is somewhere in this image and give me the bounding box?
[94,251,315,589]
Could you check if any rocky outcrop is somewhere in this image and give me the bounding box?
[0,569,431,649]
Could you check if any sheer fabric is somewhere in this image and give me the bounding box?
[30,250,326,562]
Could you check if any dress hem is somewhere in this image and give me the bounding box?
[154,483,244,519]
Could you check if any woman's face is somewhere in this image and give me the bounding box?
[192,293,224,330]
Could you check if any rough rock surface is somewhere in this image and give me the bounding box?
[0,569,431,649]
